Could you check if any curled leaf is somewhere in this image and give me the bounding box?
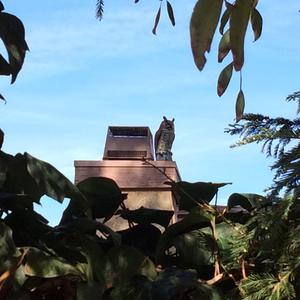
[218,29,230,63]
[152,6,161,35]
[217,62,233,97]
[235,90,245,122]
[251,8,263,42]
[230,0,252,71]
[190,0,223,71]
[167,1,175,26]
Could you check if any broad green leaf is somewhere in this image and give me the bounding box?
[103,275,152,300]
[219,1,233,35]
[77,177,126,219]
[0,12,29,83]
[102,246,157,288]
[152,6,161,35]
[190,0,223,71]
[235,90,245,122]
[227,193,268,211]
[167,181,231,211]
[217,62,233,97]
[251,8,263,41]
[230,0,252,71]
[0,150,14,189]
[166,1,175,26]
[26,152,83,203]
[118,224,161,258]
[118,207,174,228]
[24,247,83,278]
[0,193,33,211]
[152,267,198,300]
[218,29,230,63]
[173,229,214,270]
[4,209,51,246]
[156,208,212,263]
[71,218,121,246]
[0,222,18,274]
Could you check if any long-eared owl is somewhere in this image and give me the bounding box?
[154,116,175,161]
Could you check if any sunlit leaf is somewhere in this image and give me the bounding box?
[24,247,83,278]
[227,193,268,211]
[166,1,175,26]
[217,62,233,97]
[152,6,161,35]
[230,0,252,71]
[251,8,263,41]
[218,29,230,63]
[190,0,223,71]
[235,90,245,122]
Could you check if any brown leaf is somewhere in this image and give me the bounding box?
[190,0,223,71]
[218,29,230,63]
[230,0,252,71]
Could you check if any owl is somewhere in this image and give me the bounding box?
[155,116,175,161]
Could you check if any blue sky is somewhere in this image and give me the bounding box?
[1,1,300,225]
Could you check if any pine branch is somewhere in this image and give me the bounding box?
[96,0,104,20]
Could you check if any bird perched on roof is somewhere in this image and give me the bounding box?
[155,116,175,161]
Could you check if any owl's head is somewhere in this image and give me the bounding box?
[163,116,175,130]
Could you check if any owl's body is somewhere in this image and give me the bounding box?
[155,117,175,161]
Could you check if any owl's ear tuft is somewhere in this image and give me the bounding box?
[163,116,167,121]
[172,118,175,122]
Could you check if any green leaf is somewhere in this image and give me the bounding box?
[251,8,263,42]
[77,177,126,219]
[152,267,198,299]
[166,1,175,26]
[230,0,252,71]
[227,193,268,212]
[23,247,83,278]
[156,208,212,263]
[167,181,231,211]
[235,90,245,122]
[219,1,233,35]
[0,221,18,275]
[118,207,174,228]
[152,6,161,35]
[190,0,223,71]
[102,246,157,288]
[218,29,230,63]
[0,12,29,83]
[217,62,233,97]
[173,229,214,270]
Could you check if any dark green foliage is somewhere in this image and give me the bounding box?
[226,97,300,197]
